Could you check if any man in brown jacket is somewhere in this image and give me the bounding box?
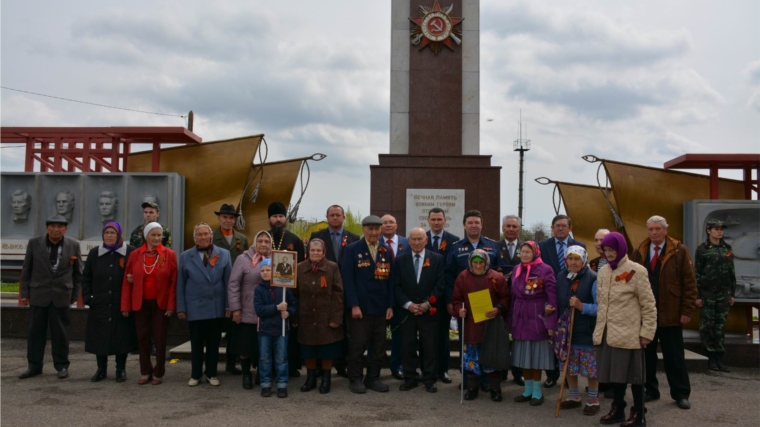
[630,215,697,410]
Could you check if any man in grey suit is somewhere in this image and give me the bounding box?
[19,214,82,379]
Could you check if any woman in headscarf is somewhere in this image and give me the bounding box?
[82,222,136,383]
[450,249,510,402]
[121,222,178,385]
[296,239,344,394]
[228,230,272,390]
[554,246,600,415]
[594,232,656,427]
[177,223,232,387]
[510,241,557,406]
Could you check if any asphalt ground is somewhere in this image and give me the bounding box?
[1,338,758,427]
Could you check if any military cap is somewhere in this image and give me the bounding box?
[142,201,160,210]
[706,219,726,229]
[361,215,383,226]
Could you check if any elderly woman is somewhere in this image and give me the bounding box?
[297,239,344,394]
[511,241,557,406]
[177,223,232,387]
[82,222,136,383]
[554,246,600,415]
[594,232,656,427]
[228,230,272,390]
[451,249,509,402]
[121,222,177,385]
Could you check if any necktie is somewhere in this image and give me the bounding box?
[508,242,515,259]
[332,232,341,260]
[388,239,395,261]
[558,241,566,271]
[650,246,660,271]
[433,235,440,251]
[414,254,421,282]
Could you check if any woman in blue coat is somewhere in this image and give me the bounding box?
[177,223,232,387]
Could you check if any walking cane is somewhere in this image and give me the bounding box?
[460,303,465,405]
[555,308,576,418]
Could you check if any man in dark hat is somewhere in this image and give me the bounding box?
[268,201,305,377]
[341,215,395,394]
[129,201,172,248]
[212,203,249,375]
[19,215,82,380]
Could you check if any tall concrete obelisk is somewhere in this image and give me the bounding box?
[370,0,501,238]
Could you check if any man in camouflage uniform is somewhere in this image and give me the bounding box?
[694,219,736,372]
[129,202,172,248]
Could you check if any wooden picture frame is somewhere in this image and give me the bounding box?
[271,250,297,288]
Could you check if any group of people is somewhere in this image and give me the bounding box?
[19,197,738,426]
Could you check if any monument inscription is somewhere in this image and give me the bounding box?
[406,189,464,235]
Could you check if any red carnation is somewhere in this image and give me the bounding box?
[429,295,437,304]
[430,307,437,315]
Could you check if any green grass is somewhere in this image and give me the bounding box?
[1,282,19,293]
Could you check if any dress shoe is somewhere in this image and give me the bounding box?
[560,399,582,409]
[463,388,479,400]
[438,372,452,384]
[583,404,601,415]
[18,369,42,380]
[261,387,272,397]
[399,380,418,391]
[543,377,557,388]
[242,372,253,390]
[300,369,317,392]
[318,370,332,394]
[514,394,532,403]
[206,376,220,386]
[676,398,691,410]
[621,408,646,426]
[425,383,437,393]
[334,366,348,378]
[226,363,243,375]
[513,376,524,386]
[91,369,107,382]
[277,388,288,398]
[365,379,389,392]
[391,369,404,381]
[57,368,69,379]
[151,377,162,385]
[188,377,201,387]
[600,403,627,425]
[349,380,367,394]
[644,394,659,403]
[138,375,152,385]
[530,395,545,406]
[115,369,127,383]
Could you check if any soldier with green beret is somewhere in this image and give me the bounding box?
[694,219,735,372]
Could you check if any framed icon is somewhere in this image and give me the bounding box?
[271,250,297,288]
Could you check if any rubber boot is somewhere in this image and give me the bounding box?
[489,375,502,402]
[463,373,480,400]
[300,369,318,392]
[319,370,332,394]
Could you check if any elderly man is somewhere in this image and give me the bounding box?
[212,203,249,375]
[588,229,611,272]
[395,228,445,393]
[379,214,410,380]
[538,214,586,388]
[11,190,32,222]
[54,191,76,222]
[19,215,82,380]
[497,214,525,386]
[630,215,697,410]
[98,191,118,224]
[129,202,172,248]
[341,215,394,394]
[425,207,460,384]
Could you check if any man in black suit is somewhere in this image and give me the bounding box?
[19,215,82,380]
[537,214,586,388]
[424,207,460,384]
[310,205,360,266]
[395,228,445,393]
[497,214,525,386]
[309,205,359,378]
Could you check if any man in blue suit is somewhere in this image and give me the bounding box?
[425,207,460,384]
[342,215,395,394]
[537,214,586,388]
[379,214,410,380]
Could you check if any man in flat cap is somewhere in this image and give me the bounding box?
[19,215,82,380]
[213,203,250,375]
[341,215,395,394]
[267,201,305,377]
[129,201,172,248]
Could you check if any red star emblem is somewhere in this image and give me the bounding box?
[409,0,464,54]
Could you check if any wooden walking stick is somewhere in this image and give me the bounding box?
[555,308,576,418]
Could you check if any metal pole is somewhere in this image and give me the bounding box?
[518,149,525,219]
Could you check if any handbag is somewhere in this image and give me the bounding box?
[480,316,512,370]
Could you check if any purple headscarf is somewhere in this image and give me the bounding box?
[102,222,123,252]
[601,232,627,270]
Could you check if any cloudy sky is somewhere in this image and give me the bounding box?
[2,0,758,228]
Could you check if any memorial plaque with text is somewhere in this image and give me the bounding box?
[406,189,464,236]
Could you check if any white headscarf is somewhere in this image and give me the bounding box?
[143,222,163,239]
[565,245,588,280]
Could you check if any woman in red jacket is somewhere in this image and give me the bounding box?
[121,222,177,385]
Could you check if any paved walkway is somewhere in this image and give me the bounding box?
[1,338,758,426]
